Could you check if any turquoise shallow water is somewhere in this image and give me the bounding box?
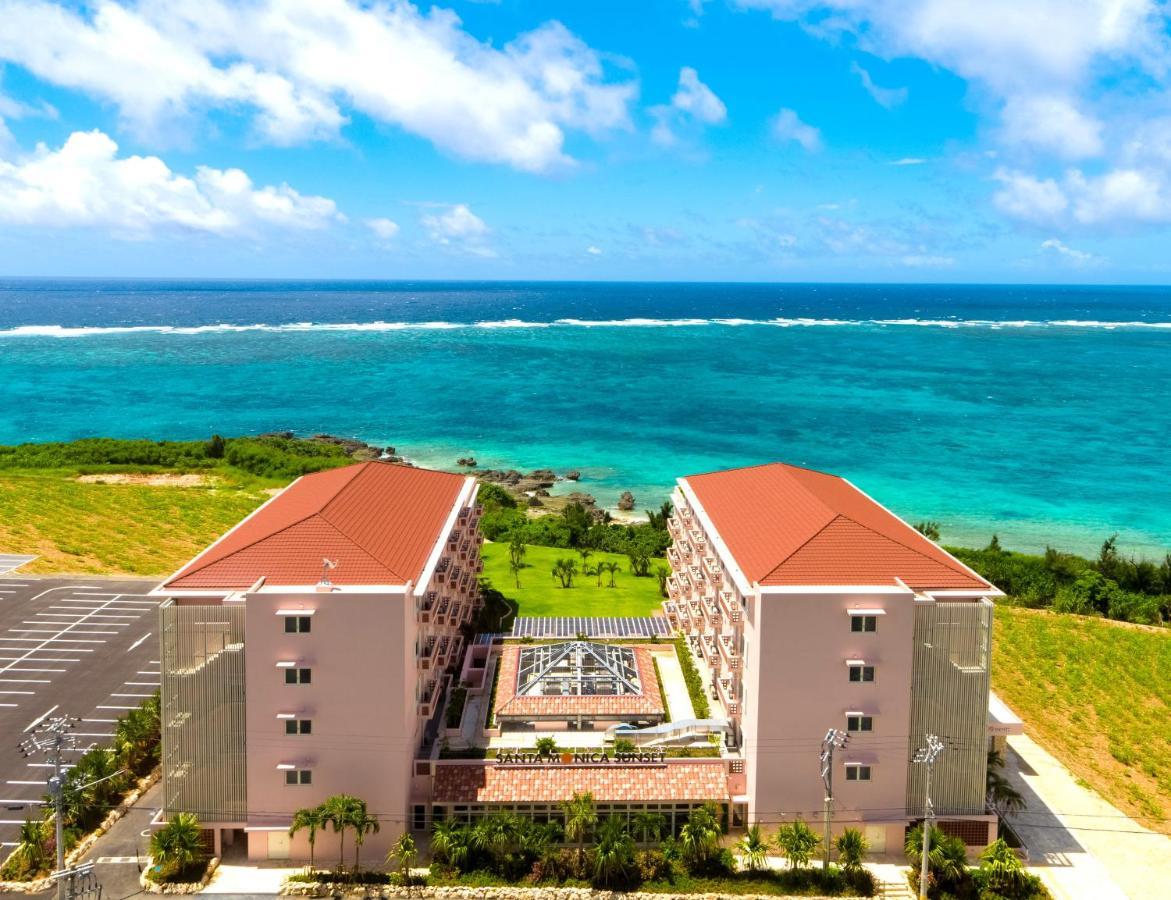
[1,280,1169,557]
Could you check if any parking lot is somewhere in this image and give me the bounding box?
[0,575,161,853]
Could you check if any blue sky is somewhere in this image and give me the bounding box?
[1,0,1170,281]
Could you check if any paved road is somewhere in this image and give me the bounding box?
[1005,733,1171,900]
[0,576,160,853]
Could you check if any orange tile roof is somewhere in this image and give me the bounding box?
[164,462,468,590]
[433,761,729,803]
[493,645,666,721]
[683,462,991,592]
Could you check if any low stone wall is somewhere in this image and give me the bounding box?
[139,857,220,894]
[0,769,161,894]
[281,883,839,900]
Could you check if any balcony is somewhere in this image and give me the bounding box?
[417,678,439,718]
[418,591,437,624]
[667,517,685,542]
[701,634,719,666]
[702,556,722,582]
[435,596,451,626]
[668,548,682,569]
[662,600,679,630]
[717,675,741,718]
[679,505,694,523]
[718,633,740,671]
[702,596,722,629]
[418,637,438,670]
[667,575,682,603]
[437,636,451,666]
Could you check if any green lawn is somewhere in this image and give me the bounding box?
[481,542,666,617]
[992,606,1171,834]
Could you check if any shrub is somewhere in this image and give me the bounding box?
[149,813,206,883]
[445,687,467,729]
[675,637,710,719]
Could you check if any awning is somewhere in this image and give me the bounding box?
[987,692,1024,737]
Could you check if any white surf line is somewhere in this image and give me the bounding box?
[0,594,129,676]
[127,632,151,652]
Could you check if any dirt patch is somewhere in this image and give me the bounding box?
[76,473,216,487]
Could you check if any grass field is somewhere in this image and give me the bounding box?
[481,542,665,617]
[0,470,269,575]
[991,605,1171,834]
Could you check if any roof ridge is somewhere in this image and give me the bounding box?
[171,465,369,585]
[684,459,841,482]
[832,512,977,581]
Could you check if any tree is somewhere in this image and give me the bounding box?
[321,794,364,870]
[736,824,769,872]
[562,791,597,870]
[471,811,525,875]
[591,815,635,887]
[509,558,523,589]
[1,818,49,880]
[914,521,941,541]
[678,804,721,870]
[646,501,674,532]
[206,434,226,459]
[150,812,204,879]
[535,736,559,757]
[551,558,578,588]
[631,811,665,845]
[430,819,470,871]
[905,825,969,896]
[987,750,1026,815]
[508,535,526,569]
[627,543,653,577]
[776,818,820,869]
[289,805,326,871]
[602,561,621,588]
[578,548,594,574]
[655,564,670,597]
[979,838,1030,896]
[115,693,161,775]
[987,534,1003,553]
[351,806,380,870]
[835,827,868,871]
[388,832,417,888]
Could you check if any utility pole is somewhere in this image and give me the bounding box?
[19,715,79,900]
[912,734,945,900]
[819,728,848,870]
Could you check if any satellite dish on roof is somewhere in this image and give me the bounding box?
[320,557,338,587]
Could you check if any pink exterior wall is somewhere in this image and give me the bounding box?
[742,589,915,829]
[243,588,416,862]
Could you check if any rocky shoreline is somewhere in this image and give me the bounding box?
[272,432,645,520]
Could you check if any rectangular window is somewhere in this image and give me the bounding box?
[284,667,312,685]
[284,719,312,735]
[284,616,311,633]
[845,765,872,782]
[284,769,312,785]
[847,714,873,732]
[848,664,875,682]
[851,615,877,633]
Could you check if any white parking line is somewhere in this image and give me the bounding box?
[111,692,153,698]
[0,593,131,676]
[0,678,50,683]
[6,781,45,786]
[125,681,159,686]
[27,763,74,769]
[0,690,35,695]
[34,613,138,620]
[0,703,17,708]
[82,717,118,723]
[73,733,114,738]
[96,705,137,710]
[136,670,159,676]
[7,667,66,673]
[127,632,151,651]
[14,629,119,635]
[0,799,44,805]
[2,638,106,644]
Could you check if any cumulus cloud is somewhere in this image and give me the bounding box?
[994,165,1171,227]
[0,129,340,237]
[1040,237,1102,265]
[0,0,636,173]
[586,245,602,255]
[365,217,400,240]
[1000,94,1103,159]
[421,203,494,256]
[850,62,907,109]
[770,108,821,151]
[651,66,725,146]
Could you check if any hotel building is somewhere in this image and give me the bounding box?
[153,461,482,861]
[155,458,1006,861]
[662,463,1001,850]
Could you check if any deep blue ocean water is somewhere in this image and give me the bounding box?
[1,279,1168,557]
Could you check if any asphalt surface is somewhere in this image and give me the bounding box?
[0,576,161,856]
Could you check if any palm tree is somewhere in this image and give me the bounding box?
[114,696,160,775]
[835,827,868,871]
[509,559,522,588]
[288,805,326,872]
[905,825,968,894]
[562,791,597,870]
[602,561,620,588]
[508,535,526,569]
[578,548,593,575]
[979,837,1028,895]
[321,794,362,871]
[388,832,417,887]
[351,806,380,870]
[471,811,524,873]
[551,558,578,588]
[631,811,665,845]
[591,815,635,887]
[737,824,769,872]
[678,804,721,870]
[987,750,1026,814]
[430,819,470,871]
[776,818,820,869]
[68,749,126,829]
[150,812,204,879]
[6,817,49,878]
[654,564,670,597]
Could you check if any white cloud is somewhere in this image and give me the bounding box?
[994,165,1171,227]
[0,129,340,237]
[671,67,726,124]
[365,217,400,240]
[0,0,637,173]
[1000,95,1103,159]
[850,62,907,109]
[421,203,494,256]
[891,157,927,165]
[770,107,821,151]
[586,245,602,255]
[901,254,955,267]
[1040,237,1102,265]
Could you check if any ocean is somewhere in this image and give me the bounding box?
[1,279,1168,558]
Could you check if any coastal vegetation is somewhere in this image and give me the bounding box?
[147,813,208,884]
[905,827,1048,900]
[991,605,1171,835]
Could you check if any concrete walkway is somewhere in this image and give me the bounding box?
[202,862,298,894]
[1004,733,1171,900]
[651,649,695,721]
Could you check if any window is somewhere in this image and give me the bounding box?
[846,714,873,732]
[284,769,312,785]
[845,765,872,782]
[851,615,877,633]
[284,667,312,685]
[284,719,312,735]
[284,616,311,633]
[848,664,875,683]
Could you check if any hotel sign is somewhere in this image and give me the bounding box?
[496,749,667,767]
